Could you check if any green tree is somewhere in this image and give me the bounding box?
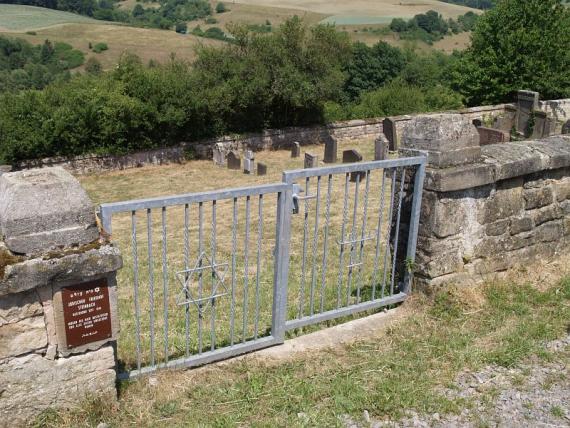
[451,0,570,105]
[215,2,226,13]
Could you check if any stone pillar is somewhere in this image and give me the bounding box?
[516,90,539,136]
[0,167,122,425]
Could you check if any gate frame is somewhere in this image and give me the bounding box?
[99,156,426,379]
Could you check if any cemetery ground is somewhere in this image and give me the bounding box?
[35,139,570,427]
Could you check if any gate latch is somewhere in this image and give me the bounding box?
[292,183,317,214]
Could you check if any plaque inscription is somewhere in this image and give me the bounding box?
[62,278,112,348]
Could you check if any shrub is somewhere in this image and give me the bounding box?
[175,22,188,34]
[215,2,227,13]
[93,42,109,53]
[84,57,103,75]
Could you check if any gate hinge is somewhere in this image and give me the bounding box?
[291,183,317,214]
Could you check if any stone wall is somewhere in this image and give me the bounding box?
[401,114,570,287]
[13,103,515,175]
[0,167,122,426]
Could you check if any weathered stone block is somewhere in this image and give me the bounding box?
[553,179,570,201]
[486,219,509,237]
[0,168,99,255]
[0,245,122,297]
[418,249,464,278]
[480,179,524,224]
[524,187,553,210]
[534,220,564,243]
[482,143,543,181]
[510,217,534,235]
[0,289,43,326]
[0,344,116,426]
[478,127,510,146]
[0,315,47,359]
[561,200,570,215]
[424,164,495,193]
[532,205,562,226]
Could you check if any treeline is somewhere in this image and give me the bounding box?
[390,10,479,44]
[0,37,84,91]
[438,0,495,9]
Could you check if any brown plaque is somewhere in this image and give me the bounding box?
[62,278,112,348]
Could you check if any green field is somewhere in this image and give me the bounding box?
[0,4,103,31]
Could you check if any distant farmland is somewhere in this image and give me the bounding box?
[0,4,102,31]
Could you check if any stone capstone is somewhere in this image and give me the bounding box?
[0,167,99,256]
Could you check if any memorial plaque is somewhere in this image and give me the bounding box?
[62,278,112,348]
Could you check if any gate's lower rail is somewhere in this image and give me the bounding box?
[99,156,425,379]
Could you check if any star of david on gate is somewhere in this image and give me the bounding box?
[175,252,229,315]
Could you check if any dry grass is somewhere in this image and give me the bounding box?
[0,23,223,70]
[78,139,407,371]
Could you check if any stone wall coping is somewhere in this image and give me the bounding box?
[425,135,570,192]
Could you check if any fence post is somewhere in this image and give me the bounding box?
[271,176,293,343]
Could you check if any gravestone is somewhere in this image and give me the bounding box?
[477,127,510,145]
[532,110,547,139]
[383,117,398,151]
[243,157,254,174]
[494,105,517,132]
[323,135,338,163]
[227,151,241,170]
[374,134,388,161]
[291,142,301,158]
[342,149,365,182]
[516,90,539,136]
[562,120,570,135]
[304,152,318,169]
[212,143,226,166]
[257,163,267,176]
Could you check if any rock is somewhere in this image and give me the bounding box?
[0,167,99,256]
[0,315,47,359]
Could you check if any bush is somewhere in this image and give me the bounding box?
[84,57,102,75]
[215,2,227,13]
[92,42,109,53]
[175,22,188,34]
[205,17,217,24]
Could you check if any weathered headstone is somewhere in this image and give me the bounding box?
[227,151,241,170]
[291,142,301,158]
[477,127,510,146]
[257,163,267,176]
[516,90,539,136]
[374,134,388,161]
[532,111,549,139]
[243,157,254,174]
[383,117,398,151]
[401,114,481,168]
[342,149,365,182]
[304,152,318,169]
[323,136,338,163]
[212,143,226,166]
[494,105,517,132]
[562,120,570,135]
[244,149,254,161]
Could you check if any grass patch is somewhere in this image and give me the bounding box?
[36,275,570,427]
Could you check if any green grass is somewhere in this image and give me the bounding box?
[35,275,570,427]
[0,4,103,31]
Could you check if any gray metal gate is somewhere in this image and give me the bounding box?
[99,156,425,379]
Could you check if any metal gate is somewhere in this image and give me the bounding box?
[99,156,425,379]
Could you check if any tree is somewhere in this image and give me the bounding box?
[390,18,407,32]
[215,2,226,13]
[175,21,188,34]
[451,0,570,105]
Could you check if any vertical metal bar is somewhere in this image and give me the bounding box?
[309,176,321,316]
[381,169,397,299]
[390,168,407,296]
[319,174,333,313]
[161,207,168,363]
[230,198,238,346]
[131,211,141,371]
[210,200,217,351]
[371,172,387,300]
[242,195,251,343]
[403,161,426,294]
[146,208,155,367]
[336,173,350,309]
[298,177,310,318]
[183,204,190,357]
[198,202,204,354]
[100,206,113,235]
[254,194,263,339]
[346,173,361,306]
[356,171,371,303]
[273,178,293,342]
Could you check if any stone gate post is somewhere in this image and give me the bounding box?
[0,167,122,426]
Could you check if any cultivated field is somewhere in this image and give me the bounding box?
[80,139,409,371]
[0,4,101,31]
[233,0,478,23]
